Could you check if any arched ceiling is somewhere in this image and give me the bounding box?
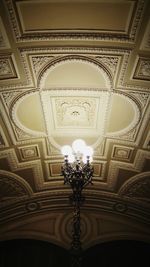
[0,0,150,249]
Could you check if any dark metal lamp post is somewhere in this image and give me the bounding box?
[61,139,94,267]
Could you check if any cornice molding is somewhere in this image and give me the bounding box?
[5,0,145,42]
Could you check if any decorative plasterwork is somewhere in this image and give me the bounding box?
[1,94,44,145]
[140,19,150,51]
[106,91,149,146]
[0,47,130,91]
[5,0,145,42]
[143,132,150,149]
[129,92,150,109]
[0,149,44,191]
[18,145,40,161]
[0,125,9,148]
[11,91,46,137]
[0,55,18,80]
[45,160,62,181]
[0,16,10,49]
[54,97,98,128]
[133,57,150,81]
[38,55,113,89]
[111,145,133,162]
[106,92,141,138]
[0,0,149,244]
[107,150,150,191]
[1,90,23,108]
[2,144,149,195]
[0,170,33,202]
[14,127,34,141]
[96,55,121,85]
[45,160,107,182]
[7,88,142,148]
[25,46,150,91]
[93,161,107,182]
[18,47,132,91]
[41,89,112,148]
[0,203,150,248]
[30,55,55,77]
[27,51,126,89]
[119,172,150,202]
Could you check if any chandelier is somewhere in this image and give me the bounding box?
[61,139,94,267]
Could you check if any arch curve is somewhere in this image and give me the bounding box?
[37,55,113,89]
[0,170,33,200]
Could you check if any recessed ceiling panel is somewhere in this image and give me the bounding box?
[15,92,46,135]
[17,1,134,33]
[13,90,140,147]
[53,97,98,128]
[41,90,111,146]
[107,94,138,134]
[43,61,108,89]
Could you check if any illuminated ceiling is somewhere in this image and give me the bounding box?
[0,0,150,249]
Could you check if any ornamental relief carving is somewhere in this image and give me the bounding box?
[0,177,28,198]
[0,170,33,202]
[147,34,150,48]
[107,150,150,191]
[0,126,8,148]
[14,127,33,141]
[1,91,25,109]
[119,172,150,202]
[138,60,150,77]
[130,92,150,109]
[96,56,119,77]
[19,47,134,92]
[55,98,96,127]
[0,16,10,49]
[38,55,113,89]
[0,133,5,147]
[0,58,12,76]
[8,89,142,148]
[31,55,54,76]
[133,58,150,81]
[5,0,145,42]
[0,55,18,80]
[0,31,5,48]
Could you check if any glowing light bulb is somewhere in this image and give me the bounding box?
[68,154,75,163]
[72,139,86,154]
[83,146,93,157]
[61,145,72,156]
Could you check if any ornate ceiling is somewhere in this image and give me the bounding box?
[0,0,150,250]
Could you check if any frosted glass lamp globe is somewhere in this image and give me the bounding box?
[72,139,86,154]
[83,146,93,157]
[61,145,72,156]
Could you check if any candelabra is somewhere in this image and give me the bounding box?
[61,139,94,267]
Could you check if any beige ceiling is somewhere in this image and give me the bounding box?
[0,0,150,249]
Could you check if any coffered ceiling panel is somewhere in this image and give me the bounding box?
[17,1,134,33]
[0,0,150,249]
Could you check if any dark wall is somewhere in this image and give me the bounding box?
[82,240,150,267]
[0,239,70,267]
[0,239,150,267]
